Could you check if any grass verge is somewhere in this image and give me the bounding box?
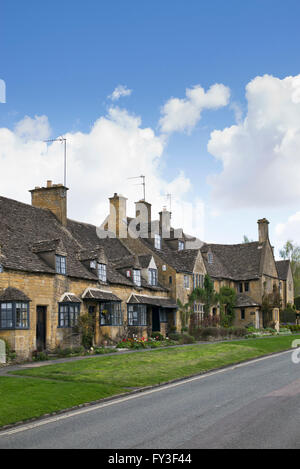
[0,334,297,427]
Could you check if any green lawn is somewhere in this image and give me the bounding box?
[0,335,297,427]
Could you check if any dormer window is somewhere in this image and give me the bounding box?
[98,263,107,282]
[133,269,141,287]
[208,252,213,264]
[148,268,158,286]
[56,255,66,275]
[154,234,161,250]
[178,240,185,251]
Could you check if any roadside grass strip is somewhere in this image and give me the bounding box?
[0,335,297,427]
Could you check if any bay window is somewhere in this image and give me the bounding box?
[58,303,80,328]
[127,304,147,326]
[0,302,29,329]
[100,302,122,326]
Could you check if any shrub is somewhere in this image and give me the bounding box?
[151,331,164,341]
[32,351,49,361]
[287,324,300,332]
[178,333,195,344]
[228,327,248,337]
[168,332,181,341]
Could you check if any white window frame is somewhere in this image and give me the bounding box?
[154,234,161,250]
[133,269,141,287]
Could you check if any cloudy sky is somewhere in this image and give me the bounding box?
[1,0,300,255]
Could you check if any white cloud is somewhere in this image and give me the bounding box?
[159,83,230,134]
[0,108,204,238]
[14,115,51,141]
[208,74,300,209]
[275,211,300,245]
[108,85,132,101]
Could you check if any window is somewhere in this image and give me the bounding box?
[184,275,190,289]
[56,255,66,275]
[0,302,29,329]
[193,274,204,289]
[241,308,245,320]
[98,263,107,282]
[133,269,141,287]
[159,309,168,323]
[148,268,158,286]
[0,264,3,273]
[244,282,249,292]
[127,304,147,326]
[208,252,213,264]
[238,283,243,293]
[154,234,161,250]
[193,302,203,313]
[100,302,122,326]
[58,303,80,328]
[169,276,173,285]
[178,240,185,251]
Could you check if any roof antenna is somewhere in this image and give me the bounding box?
[166,193,172,213]
[127,175,146,200]
[44,136,67,187]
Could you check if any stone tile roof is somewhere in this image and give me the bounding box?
[127,293,177,308]
[60,292,82,303]
[0,287,31,302]
[235,293,260,308]
[201,242,264,281]
[275,260,290,280]
[82,288,121,302]
[0,195,167,289]
[140,237,199,273]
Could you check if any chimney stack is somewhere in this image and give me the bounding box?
[257,218,269,243]
[135,200,152,234]
[30,181,68,226]
[159,207,171,239]
[108,193,127,238]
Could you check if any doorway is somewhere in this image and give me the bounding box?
[36,306,47,351]
[152,306,160,332]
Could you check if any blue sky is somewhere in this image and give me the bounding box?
[1,0,300,253]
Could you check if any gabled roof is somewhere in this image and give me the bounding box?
[276,260,291,280]
[82,288,121,302]
[140,237,200,273]
[200,242,264,281]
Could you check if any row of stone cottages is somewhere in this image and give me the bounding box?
[0,180,294,358]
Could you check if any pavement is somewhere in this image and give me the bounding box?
[0,348,300,448]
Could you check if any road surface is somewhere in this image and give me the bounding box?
[1,350,300,449]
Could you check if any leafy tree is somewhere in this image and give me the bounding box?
[218,286,237,327]
[261,284,281,327]
[176,299,191,331]
[189,274,218,317]
[243,235,253,243]
[279,240,300,296]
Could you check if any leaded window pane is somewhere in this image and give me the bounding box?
[98,263,107,282]
[127,304,147,326]
[56,255,66,275]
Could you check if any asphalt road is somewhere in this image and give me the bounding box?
[1,349,300,449]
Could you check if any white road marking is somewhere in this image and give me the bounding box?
[0,348,293,438]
